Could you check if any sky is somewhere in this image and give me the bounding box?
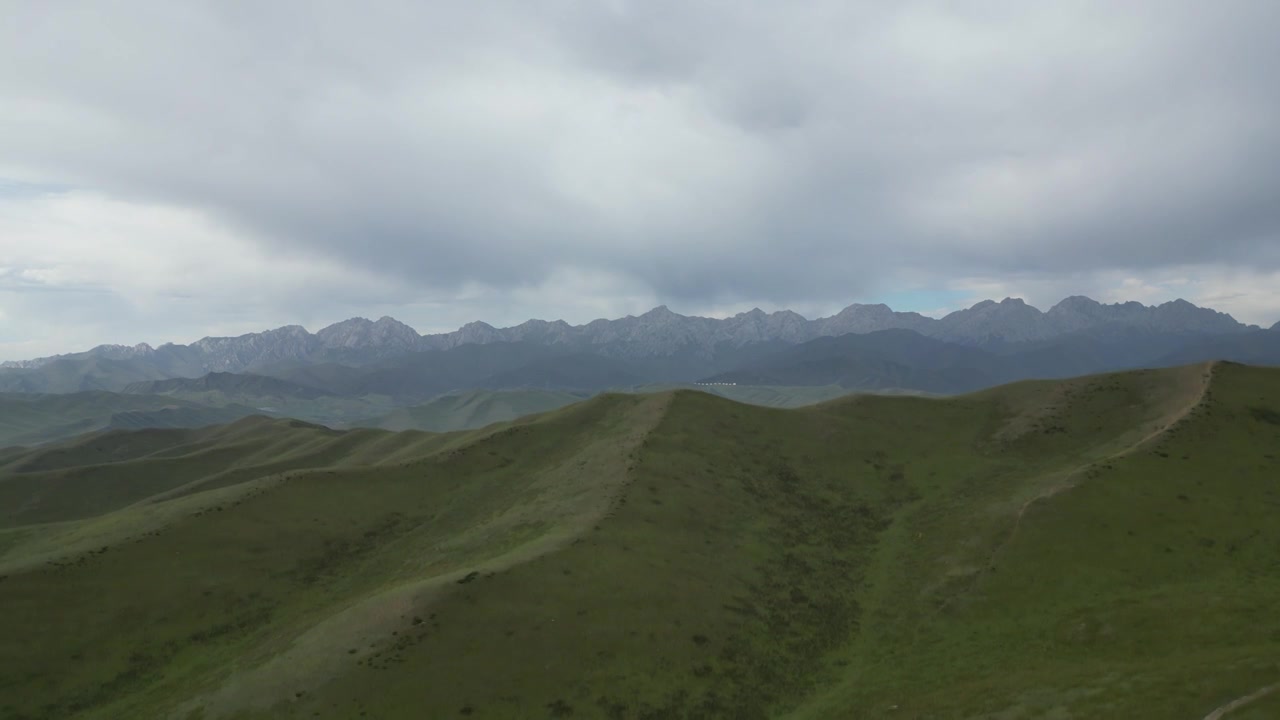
[2,1,1280,360]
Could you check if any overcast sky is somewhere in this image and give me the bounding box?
[3,1,1279,359]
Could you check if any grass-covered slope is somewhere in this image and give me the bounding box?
[123,373,402,428]
[365,388,589,432]
[1,363,1278,719]
[632,383,860,408]
[362,385,857,434]
[0,391,260,448]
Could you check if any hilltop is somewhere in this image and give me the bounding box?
[363,389,589,433]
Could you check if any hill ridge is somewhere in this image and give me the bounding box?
[3,365,1280,718]
[179,391,677,717]
[1004,360,1218,551]
[3,295,1260,372]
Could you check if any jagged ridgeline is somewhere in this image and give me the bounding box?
[2,362,1279,718]
[3,297,1276,398]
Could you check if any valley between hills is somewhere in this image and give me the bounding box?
[2,360,1279,718]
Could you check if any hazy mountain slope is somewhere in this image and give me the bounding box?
[121,372,397,427]
[0,356,170,394]
[476,351,651,390]
[123,372,336,400]
[366,389,588,432]
[0,392,260,448]
[2,364,1278,718]
[260,362,373,395]
[342,341,575,400]
[707,326,1278,394]
[3,298,1259,392]
[704,329,1001,392]
[1154,327,1280,366]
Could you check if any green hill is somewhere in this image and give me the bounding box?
[1,363,1279,718]
[647,383,863,408]
[361,387,857,434]
[0,391,261,448]
[365,389,589,432]
[120,372,400,427]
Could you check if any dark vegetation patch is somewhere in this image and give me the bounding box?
[290,512,415,585]
[591,455,901,719]
[1250,406,1280,425]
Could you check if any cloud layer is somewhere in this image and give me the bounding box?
[2,1,1279,357]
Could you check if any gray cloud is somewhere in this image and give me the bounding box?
[2,0,1279,352]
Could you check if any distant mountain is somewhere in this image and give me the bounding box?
[703,323,1269,394]
[0,297,1268,396]
[478,352,649,391]
[4,297,1258,370]
[0,355,171,394]
[302,342,701,401]
[703,330,1001,393]
[124,372,336,400]
[1154,329,1280,367]
[0,343,156,370]
[0,391,259,447]
[930,296,1252,345]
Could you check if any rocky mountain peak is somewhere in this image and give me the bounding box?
[96,342,156,358]
[640,305,680,320]
[3,295,1263,374]
[833,303,893,317]
[937,297,1048,343]
[1048,295,1102,312]
[317,316,420,349]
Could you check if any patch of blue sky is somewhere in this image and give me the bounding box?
[868,289,971,316]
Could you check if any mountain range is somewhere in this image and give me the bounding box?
[3,296,1260,373]
[1,296,1277,419]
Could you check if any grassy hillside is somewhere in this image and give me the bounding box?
[119,375,400,428]
[1,363,1278,718]
[365,389,589,432]
[363,386,857,433]
[633,383,860,408]
[0,392,260,448]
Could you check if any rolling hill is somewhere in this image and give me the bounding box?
[704,326,1280,394]
[364,389,589,432]
[120,372,399,428]
[1,363,1279,718]
[0,392,261,448]
[702,329,999,392]
[123,372,337,401]
[358,385,865,434]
